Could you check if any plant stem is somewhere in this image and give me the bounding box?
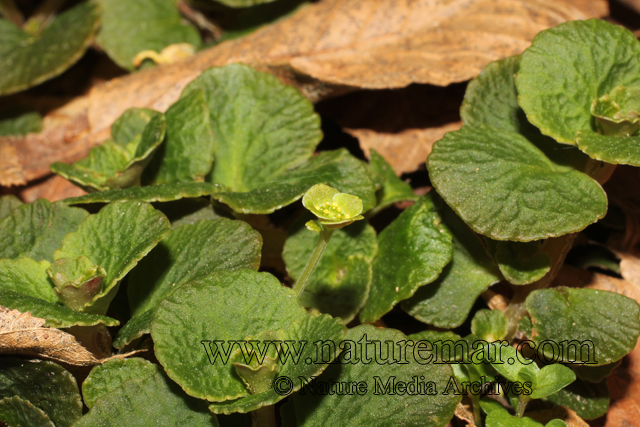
[251,405,276,427]
[516,395,531,417]
[292,227,334,297]
[0,0,23,26]
[471,395,483,427]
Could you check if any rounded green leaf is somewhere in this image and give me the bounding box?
[368,149,417,214]
[208,313,346,414]
[284,218,377,322]
[401,205,501,328]
[0,396,54,427]
[151,269,307,402]
[575,130,640,166]
[471,309,508,342]
[0,195,22,220]
[0,289,118,328]
[526,287,640,365]
[112,309,155,349]
[494,240,551,285]
[544,378,609,420]
[96,0,201,71]
[360,195,453,323]
[0,257,57,303]
[0,199,88,262]
[529,364,576,400]
[128,217,262,316]
[82,358,159,409]
[0,2,99,95]
[0,358,81,427]
[283,325,460,427]
[63,182,223,205]
[213,149,377,214]
[54,200,170,314]
[0,108,42,136]
[143,90,215,184]
[73,368,217,427]
[52,111,166,192]
[516,19,640,145]
[427,125,608,241]
[182,64,321,192]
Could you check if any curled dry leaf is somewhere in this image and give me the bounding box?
[0,0,606,187]
[0,306,100,366]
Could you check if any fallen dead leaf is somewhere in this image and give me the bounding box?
[18,174,86,204]
[0,0,607,187]
[317,83,465,174]
[0,306,100,366]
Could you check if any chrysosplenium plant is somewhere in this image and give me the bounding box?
[1,18,640,427]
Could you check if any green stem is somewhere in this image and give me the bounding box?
[251,405,276,427]
[516,395,531,417]
[292,227,334,297]
[0,0,23,26]
[471,395,483,427]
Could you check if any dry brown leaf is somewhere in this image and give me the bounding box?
[0,0,607,187]
[0,306,100,366]
[18,174,86,204]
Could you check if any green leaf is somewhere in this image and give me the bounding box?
[82,358,159,409]
[284,218,377,322]
[0,396,55,427]
[47,256,107,311]
[0,199,88,262]
[0,107,42,136]
[0,358,81,427]
[575,130,640,166]
[544,378,609,420]
[427,125,607,241]
[282,325,460,427]
[0,257,57,303]
[0,195,22,220]
[151,269,345,405]
[63,182,223,205]
[213,149,377,214]
[368,149,417,213]
[526,287,640,365]
[360,195,453,323]
[493,241,551,285]
[73,367,217,427]
[529,364,576,400]
[209,313,346,414]
[112,309,155,349]
[51,109,166,192]
[471,309,508,342]
[591,86,640,137]
[516,19,640,145]
[182,64,321,191]
[401,205,501,328]
[128,217,261,322]
[461,55,590,172]
[0,2,99,95]
[479,398,544,427]
[96,0,201,71]
[144,90,215,184]
[480,343,537,384]
[572,360,620,383]
[565,244,621,274]
[54,200,170,314]
[0,289,119,328]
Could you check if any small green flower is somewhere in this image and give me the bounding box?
[302,184,364,231]
[591,86,640,137]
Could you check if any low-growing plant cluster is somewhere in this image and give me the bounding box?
[2,15,640,427]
